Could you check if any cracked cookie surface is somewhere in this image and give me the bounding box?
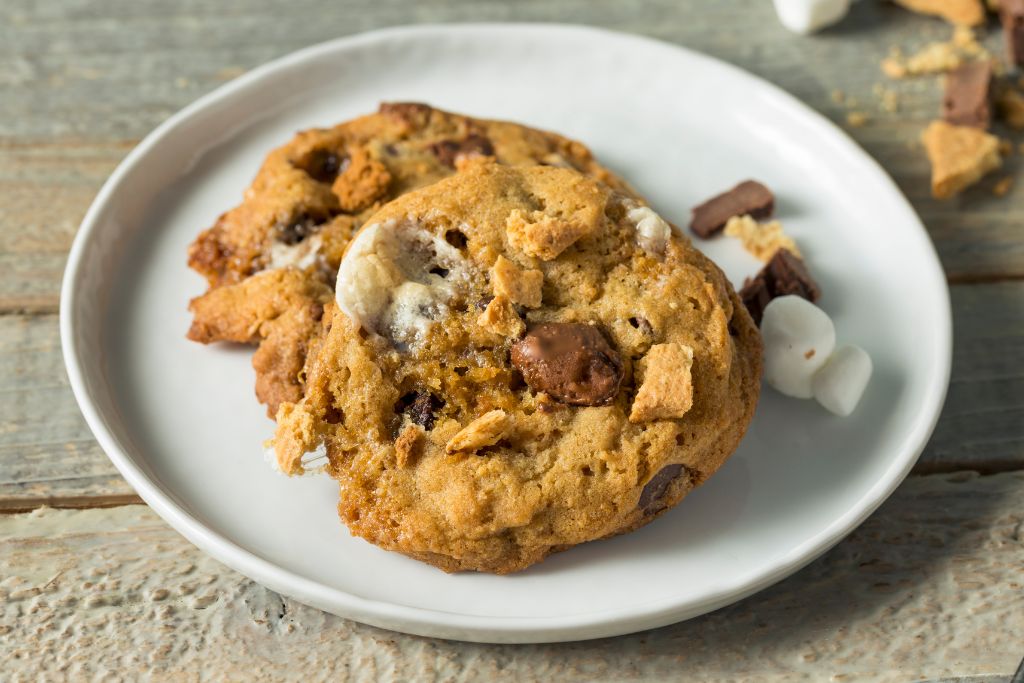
[186,103,632,416]
[272,164,762,574]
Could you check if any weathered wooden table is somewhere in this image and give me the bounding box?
[2,1,1022,680]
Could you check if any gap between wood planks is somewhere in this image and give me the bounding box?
[3,467,1023,515]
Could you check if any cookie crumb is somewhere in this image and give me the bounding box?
[445,410,512,454]
[630,343,695,423]
[724,215,802,262]
[993,176,1014,196]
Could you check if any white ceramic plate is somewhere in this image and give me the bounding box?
[61,24,951,643]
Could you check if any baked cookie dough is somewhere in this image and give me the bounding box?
[272,163,762,574]
[186,103,633,416]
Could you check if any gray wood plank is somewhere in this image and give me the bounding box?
[2,471,1022,681]
[1,282,1020,503]
[0,0,1022,312]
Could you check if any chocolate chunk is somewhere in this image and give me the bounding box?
[430,134,496,168]
[395,391,445,431]
[690,180,775,239]
[295,149,347,183]
[639,464,684,512]
[739,249,821,326]
[510,322,623,406]
[1003,0,1024,67]
[276,213,323,245]
[943,61,992,129]
[378,102,434,126]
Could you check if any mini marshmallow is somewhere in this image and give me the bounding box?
[812,345,873,416]
[760,295,836,399]
[772,0,851,34]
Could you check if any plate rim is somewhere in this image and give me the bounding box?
[59,22,953,643]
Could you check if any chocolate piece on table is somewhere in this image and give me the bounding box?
[739,249,821,326]
[690,180,775,238]
[1002,0,1024,68]
[943,61,992,129]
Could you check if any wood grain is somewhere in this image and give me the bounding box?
[2,471,1022,681]
[1,1,1022,313]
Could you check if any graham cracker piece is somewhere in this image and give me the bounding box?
[893,0,986,25]
[445,410,512,454]
[922,120,1002,198]
[490,255,543,308]
[506,210,592,261]
[477,295,525,338]
[630,343,695,423]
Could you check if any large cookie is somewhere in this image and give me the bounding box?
[186,103,631,415]
[272,163,762,574]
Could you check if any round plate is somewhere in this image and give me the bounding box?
[61,24,951,643]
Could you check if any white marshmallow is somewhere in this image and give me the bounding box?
[335,218,474,348]
[760,295,836,399]
[772,0,851,34]
[812,345,873,416]
[626,204,672,256]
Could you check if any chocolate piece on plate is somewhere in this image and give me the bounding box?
[739,249,821,326]
[1002,0,1024,68]
[690,180,775,238]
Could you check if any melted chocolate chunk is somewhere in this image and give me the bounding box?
[378,101,434,126]
[943,61,992,129]
[395,391,445,431]
[690,180,775,239]
[296,148,347,183]
[739,249,821,326]
[639,464,685,512]
[430,134,496,168]
[510,323,623,406]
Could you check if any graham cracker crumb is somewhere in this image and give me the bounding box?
[996,86,1024,129]
[993,176,1014,196]
[332,146,392,213]
[882,28,988,79]
[394,424,423,468]
[446,410,511,454]
[847,111,870,127]
[630,343,695,423]
[506,209,594,261]
[724,214,802,262]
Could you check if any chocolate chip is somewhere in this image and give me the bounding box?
[639,464,685,512]
[444,229,468,249]
[430,134,496,168]
[276,213,323,245]
[1003,0,1024,67]
[510,322,624,406]
[690,180,775,239]
[295,149,347,183]
[739,249,821,326]
[943,61,992,129]
[395,391,444,430]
